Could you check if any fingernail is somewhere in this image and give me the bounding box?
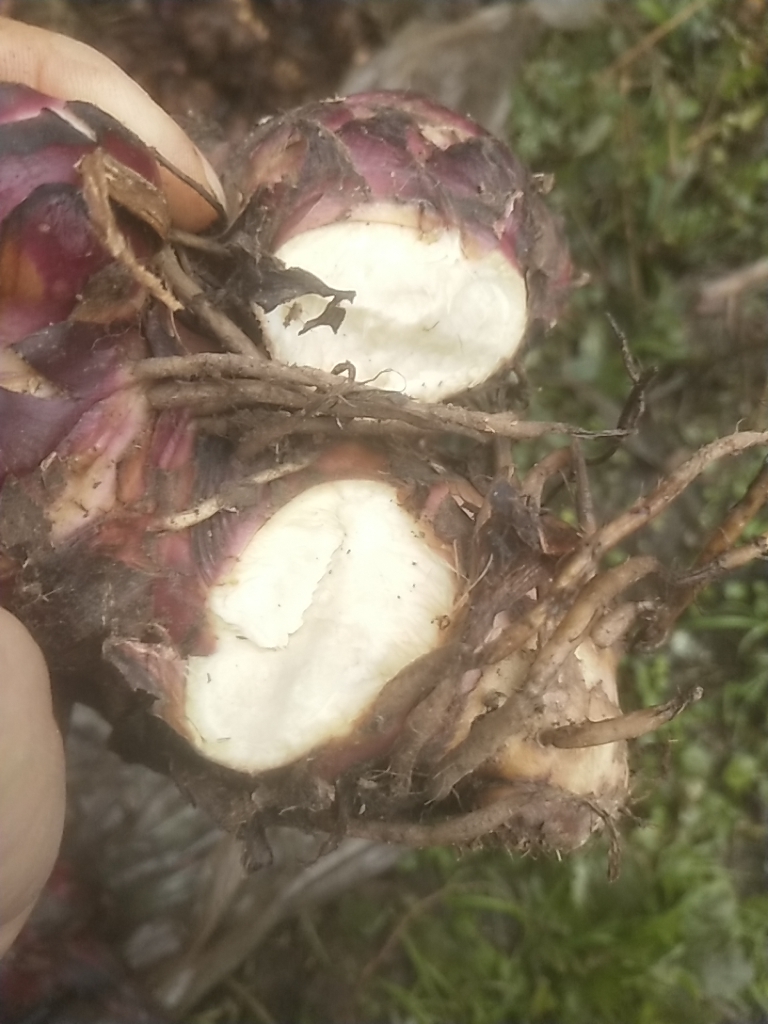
[199,151,227,214]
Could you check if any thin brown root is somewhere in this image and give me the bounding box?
[387,668,466,798]
[521,447,572,506]
[555,431,768,593]
[520,358,653,512]
[137,353,625,444]
[590,600,652,649]
[137,352,317,387]
[606,312,643,387]
[539,686,703,749]
[519,436,599,529]
[146,373,622,444]
[481,555,659,667]
[434,556,660,802]
[589,799,623,881]
[572,438,596,534]
[148,378,312,413]
[521,556,659,694]
[235,416,439,458]
[148,459,313,531]
[156,249,265,359]
[362,645,466,750]
[587,317,656,466]
[314,645,467,782]
[316,782,599,849]
[647,461,768,641]
[696,461,768,564]
[677,530,768,586]
[79,150,179,310]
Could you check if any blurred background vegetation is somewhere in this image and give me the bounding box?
[189,2,768,1021]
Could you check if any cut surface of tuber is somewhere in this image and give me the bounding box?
[184,478,458,772]
[260,219,528,401]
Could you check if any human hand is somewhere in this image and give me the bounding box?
[0,17,226,956]
[0,609,64,956]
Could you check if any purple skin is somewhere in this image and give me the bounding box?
[234,90,571,326]
[0,83,161,216]
[0,89,230,725]
[0,321,144,483]
[0,186,114,347]
[0,84,165,484]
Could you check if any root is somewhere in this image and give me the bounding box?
[480,555,659,667]
[148,458,313,531]
[521,446,572,506]
[156,248,263,358]
[590,600,659,649]
[520,439,597,528]
[554,431,768,594]
[197,411,444,455]
[519,556,659,693]
[572,438,597,534]
[421,435,768,805]
[142,367,625,445]
[80,151,179,310]
[678,530,768,584]
[643,460,768,643]
[587,314,657,467]
[387,666,468,798]
[539,686,703,748]
[385,434,768,825]
[306,782,605,850]
[361,645,466,750]
[431,556,660,800]
[236,415,445,456]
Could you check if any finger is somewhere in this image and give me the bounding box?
[0,18,226,232]
[0,608,65,956]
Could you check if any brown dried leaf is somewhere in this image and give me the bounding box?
[78,148,180,310]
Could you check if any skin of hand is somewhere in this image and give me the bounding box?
[0,610,65,957]
[0,18,226,957]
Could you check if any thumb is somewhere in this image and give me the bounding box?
[0,608,65,956]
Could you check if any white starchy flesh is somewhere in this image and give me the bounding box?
[259,218,528,402]
[184,479,458,772]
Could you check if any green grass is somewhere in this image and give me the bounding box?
[520,0,767,426]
